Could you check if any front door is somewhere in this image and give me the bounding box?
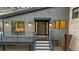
[35,20,49,36]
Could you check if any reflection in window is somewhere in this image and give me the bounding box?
[36,22,38,34]
[55,21,59,29]
[60,21,66,29]
[52,21,55,29]
[46,22,48,34]
[35,21,48,35]
[11,21,25,35]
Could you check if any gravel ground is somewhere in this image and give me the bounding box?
[53,46,64,51]
[0,46,64,51]
[0,45,30,51]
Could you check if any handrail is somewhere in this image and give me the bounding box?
[49,29,53,51]
[0,33,2,42]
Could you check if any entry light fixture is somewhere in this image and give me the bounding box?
[28,21,33,27]
[0,21,2,25]
[49,21,52,29]
[49,23,52,27]
[5,22,9,26]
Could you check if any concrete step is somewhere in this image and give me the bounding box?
[53,46,64,51]
[35,49,50,50]
[35,47,50,50]
[35,44,50,47]
[35,40,50,51]
[35,41,49,43]
[35,50,50,51]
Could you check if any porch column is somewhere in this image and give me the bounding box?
[2,44,6,51]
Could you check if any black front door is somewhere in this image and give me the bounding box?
[35,20,49,35]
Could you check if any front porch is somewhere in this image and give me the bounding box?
[0,35,67,51]
[0,19,69,51]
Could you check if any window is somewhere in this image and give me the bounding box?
[60,21,66,29]
[55,21,59,29]
[52,21,55,28]
[11,21,25,35]
[52,20,66,29]
[72,7,79,19]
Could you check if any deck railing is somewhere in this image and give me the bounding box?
[0,35,34,42]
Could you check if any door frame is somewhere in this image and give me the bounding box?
[35,20,50,36]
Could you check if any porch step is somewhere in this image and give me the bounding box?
[35,40,51,51]
[35,41,49,44]
[35,50,50,51]
[35,47,50,49]
[36,44,50,47]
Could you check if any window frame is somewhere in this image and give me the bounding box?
[11,21,25,35]
[35,20,49,35]
[72,7,79,19]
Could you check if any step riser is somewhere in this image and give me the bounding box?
[36,45,49,47]
[35,50,50,51]
[35,44,49,45]
[35,49,50,50]
[35,44,50,47]
[35,47,50,49]
[35,41,49,43]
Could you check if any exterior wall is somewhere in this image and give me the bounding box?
[1,7,69,42]
[69,8,79,51]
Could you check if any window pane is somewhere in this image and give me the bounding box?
[37,22,45,35]
[16,21,25,32]
[60,21,66,29]
[46,22,48,34]
[11,21,25,35]
[73,12,78,19]
[72,7,79,19]
[55,21,59,29]
[36,22,38,34]
[52,21,55,29]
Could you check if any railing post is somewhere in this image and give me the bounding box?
[17,32,19,42]
[2,44,5,51]
[33,31,36,51]
[51,29,53,51]
[1,32,2,42]
[28,44,32,51]
[52,30,54,50]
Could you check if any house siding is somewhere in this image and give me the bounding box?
[69,8,79,51]
[0,7,69,42]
